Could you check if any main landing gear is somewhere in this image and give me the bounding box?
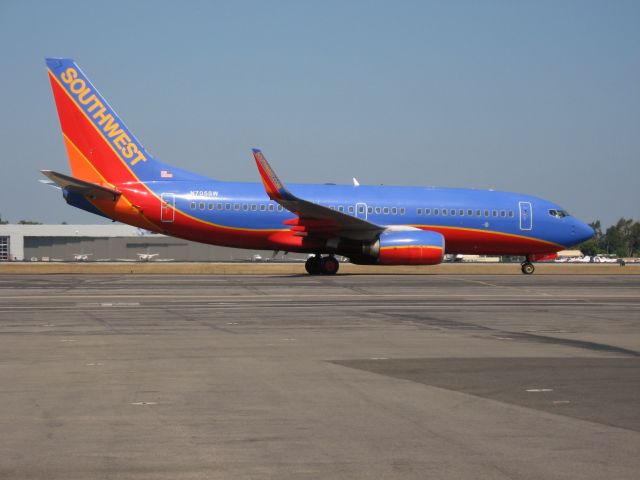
[305,255,340,275]
[521,260,535,275]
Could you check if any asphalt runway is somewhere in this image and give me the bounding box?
[0,274,639,479]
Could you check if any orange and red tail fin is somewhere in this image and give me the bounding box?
[46,58,207,186]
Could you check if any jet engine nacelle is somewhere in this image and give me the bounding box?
[361,230,445,265]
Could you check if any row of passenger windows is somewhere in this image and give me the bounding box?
[189,202,409,216]
[416,208,514,218]
[190,201,284,212]
[188,201,514,219]
[331,205,406,215]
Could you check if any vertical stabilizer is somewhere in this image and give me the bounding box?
[46,58,205,185]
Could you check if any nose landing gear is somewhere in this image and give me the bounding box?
[305,255,340,275]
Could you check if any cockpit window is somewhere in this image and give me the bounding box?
[548,209,570,218]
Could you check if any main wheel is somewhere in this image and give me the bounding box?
[521,262,535,275]
[305,256,322,275]
[320,256,339,275]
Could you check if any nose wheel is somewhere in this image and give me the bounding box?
[305,255,339,275]
[521,261,535,275]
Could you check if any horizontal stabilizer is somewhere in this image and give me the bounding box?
[41,170,121,201]
[39,179,58,188]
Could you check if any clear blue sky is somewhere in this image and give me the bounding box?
[0,0,638,227]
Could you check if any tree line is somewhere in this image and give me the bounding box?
[579,218,640,258]
[0,216,42,225]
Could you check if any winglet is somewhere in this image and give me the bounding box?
[252,149,295,201]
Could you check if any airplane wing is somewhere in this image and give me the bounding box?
[41,170,121,201]
[252,149,383,241]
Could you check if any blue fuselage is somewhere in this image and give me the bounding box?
[104,178,594,255]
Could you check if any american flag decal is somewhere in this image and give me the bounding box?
[160,170,173,178]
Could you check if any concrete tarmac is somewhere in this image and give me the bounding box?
[0,274,639,479]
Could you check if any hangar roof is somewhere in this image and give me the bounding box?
[0,224,161,238]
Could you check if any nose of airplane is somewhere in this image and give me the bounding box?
[573,220,594,244]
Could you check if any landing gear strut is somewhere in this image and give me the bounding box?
[521,261,535,275]
[305,255,339,275]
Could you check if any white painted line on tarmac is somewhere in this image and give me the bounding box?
[99,302,141,307]
[118,279,229,283]
[526,388,553,392]
[130,402,156,406]
[4,292,639,300]
[0,302,638,312]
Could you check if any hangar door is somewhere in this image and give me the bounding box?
[0,236,9,261]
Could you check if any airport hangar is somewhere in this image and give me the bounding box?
[0,224,306,262]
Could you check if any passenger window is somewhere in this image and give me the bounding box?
[217,203,223,210]
[492,210,498,217]
[367,207,373,214]
[383,207,389,214]
[268,204,274,212]
[259,204,266,211]
[450,209,456,216]
[476,209,481,216]
[417,208,422,215]
[338,206,344,212]
[348,206,354,214]
[242,204,248,211]
[391,207,397,215]
[199,202,205,210]
[277,205,283,212]
[484,210,489,217]
[426,208,431,215]
[467,209,472,216]
[434,208,439,215]
[233,204,240,211]
[400,208,405,215]
[358,205,365,214]
[443,208,448,216]
[225,203,231,210]
[208,203,214,210]
[190,202,196,209]
[500,210,506,217]
[459,209,464,216]
[509,211,514,217]
[375,207,381,214]
[251,204,257,211]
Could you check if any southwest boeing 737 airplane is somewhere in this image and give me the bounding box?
[42,58,594,274]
